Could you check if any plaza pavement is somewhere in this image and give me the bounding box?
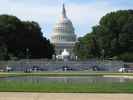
[0,93,133,100]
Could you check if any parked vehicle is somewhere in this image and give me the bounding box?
[118,64,133,72]
[5,66,13,72]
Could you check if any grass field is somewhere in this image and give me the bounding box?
[0,81,133,93]
[0,72,133,93]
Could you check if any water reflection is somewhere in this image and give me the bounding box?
[0,76,133,84]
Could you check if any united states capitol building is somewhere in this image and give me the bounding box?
[51,4,77,60]
[0,4,125,72]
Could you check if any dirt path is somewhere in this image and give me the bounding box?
[0,93,133,100]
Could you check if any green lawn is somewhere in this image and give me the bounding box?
[0,81,133,93]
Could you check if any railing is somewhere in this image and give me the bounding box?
[0,59,125,72]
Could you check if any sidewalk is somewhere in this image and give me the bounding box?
[0,93,133,100]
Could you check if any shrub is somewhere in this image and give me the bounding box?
[119,53,133,62]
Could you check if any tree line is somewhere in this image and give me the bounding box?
[74,10,133,62]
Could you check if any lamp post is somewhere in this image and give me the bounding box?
[101,49,105,70]
[101,49,105,61]
[26,48,30,72]
[26,48,29,59]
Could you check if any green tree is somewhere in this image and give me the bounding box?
[0,14,54,60]
[74,10,133,61]
[74,33,101,60]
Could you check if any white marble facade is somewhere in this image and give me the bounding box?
[51,4,77,60]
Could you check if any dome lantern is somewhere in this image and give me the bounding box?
[62,3,67,19]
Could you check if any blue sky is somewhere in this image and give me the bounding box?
[0,0,133,39]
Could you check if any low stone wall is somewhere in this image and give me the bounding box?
[0,59,125,72]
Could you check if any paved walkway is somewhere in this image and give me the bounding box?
[0,93,133,100]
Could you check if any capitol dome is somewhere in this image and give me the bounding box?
[51,4,76,43]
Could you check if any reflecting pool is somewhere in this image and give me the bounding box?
[0,76,133,84]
